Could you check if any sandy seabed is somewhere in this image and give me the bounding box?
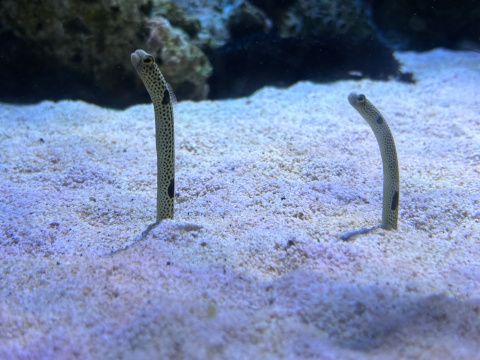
[1,49,479,359]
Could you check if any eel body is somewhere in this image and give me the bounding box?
[131,49,175,222]
[348,92,399,230]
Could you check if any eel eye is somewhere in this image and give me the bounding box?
[143,56,154,64]
[357,94,365,102]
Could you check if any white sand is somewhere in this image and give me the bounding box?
[1,49,479,359]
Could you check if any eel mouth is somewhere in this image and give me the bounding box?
[131,52,141,68]
[348,91,360,106]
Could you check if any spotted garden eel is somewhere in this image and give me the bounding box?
[342,92,399,239]
[131,49,175,222]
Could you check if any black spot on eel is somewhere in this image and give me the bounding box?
[348,92,400,230]
[131,49,175,222]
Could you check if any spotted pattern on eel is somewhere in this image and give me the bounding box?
[348,92,399,230]
[131,49,175,222]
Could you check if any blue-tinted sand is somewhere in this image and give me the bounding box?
[0,49,479,358]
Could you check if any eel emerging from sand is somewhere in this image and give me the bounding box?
[131,49,175,222]
[342,92,399,239]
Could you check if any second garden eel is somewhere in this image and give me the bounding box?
[131,49,175,222]
[342,92,399,239]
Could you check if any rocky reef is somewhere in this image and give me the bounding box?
[0,0,478,106]
[0,0,211,107]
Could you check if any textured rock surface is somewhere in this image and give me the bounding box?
[1,0,478,108]
[0,0,212,106]
[169,0,374,46]
[155,0,273,49]
[252,0,375,38]
[1,50,479,359]
[144,17,212,100]
[0,0,152,106]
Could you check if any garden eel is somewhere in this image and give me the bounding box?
[131,49,175,222]
[342,92,399,240]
